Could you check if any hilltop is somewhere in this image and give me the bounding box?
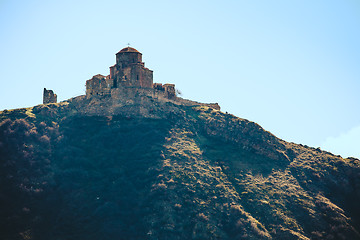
[1,47,360,240]
[1,97,360,240]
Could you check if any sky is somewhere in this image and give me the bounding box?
[0,0,359,158]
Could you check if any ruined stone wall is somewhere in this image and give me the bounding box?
[153,83,163,91]
[152,83,176,99]
[163,84,176,99]
[86,74,111,97]
[43,88,57,104]
[110,86,154,100]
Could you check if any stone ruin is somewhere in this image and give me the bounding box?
[43,47,220,111]
[43,88,57,104]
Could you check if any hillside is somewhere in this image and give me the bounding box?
[1,97,360,240]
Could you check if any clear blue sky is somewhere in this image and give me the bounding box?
[1,0,359,158]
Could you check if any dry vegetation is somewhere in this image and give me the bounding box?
[1,101,360,240]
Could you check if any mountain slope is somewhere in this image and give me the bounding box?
[0,99,360,240]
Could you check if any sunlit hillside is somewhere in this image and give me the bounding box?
[1,100,360,240]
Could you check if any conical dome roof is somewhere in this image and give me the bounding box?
[117,47,140,54]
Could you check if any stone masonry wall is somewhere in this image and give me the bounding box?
[43,88,57,104]
[86,74,111,97]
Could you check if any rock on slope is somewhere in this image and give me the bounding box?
[0,97,360,240]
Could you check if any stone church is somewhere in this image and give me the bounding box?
[42,46,220,111]
[85,47,175,99]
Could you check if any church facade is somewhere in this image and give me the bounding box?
[85,47,175,99]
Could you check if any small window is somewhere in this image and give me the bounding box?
[137,75,139,80]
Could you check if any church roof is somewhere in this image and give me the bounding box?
[117,47,140,54]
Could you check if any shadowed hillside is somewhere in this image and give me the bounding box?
[1,100,360,240]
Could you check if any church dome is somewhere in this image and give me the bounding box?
[117,47,140,54]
